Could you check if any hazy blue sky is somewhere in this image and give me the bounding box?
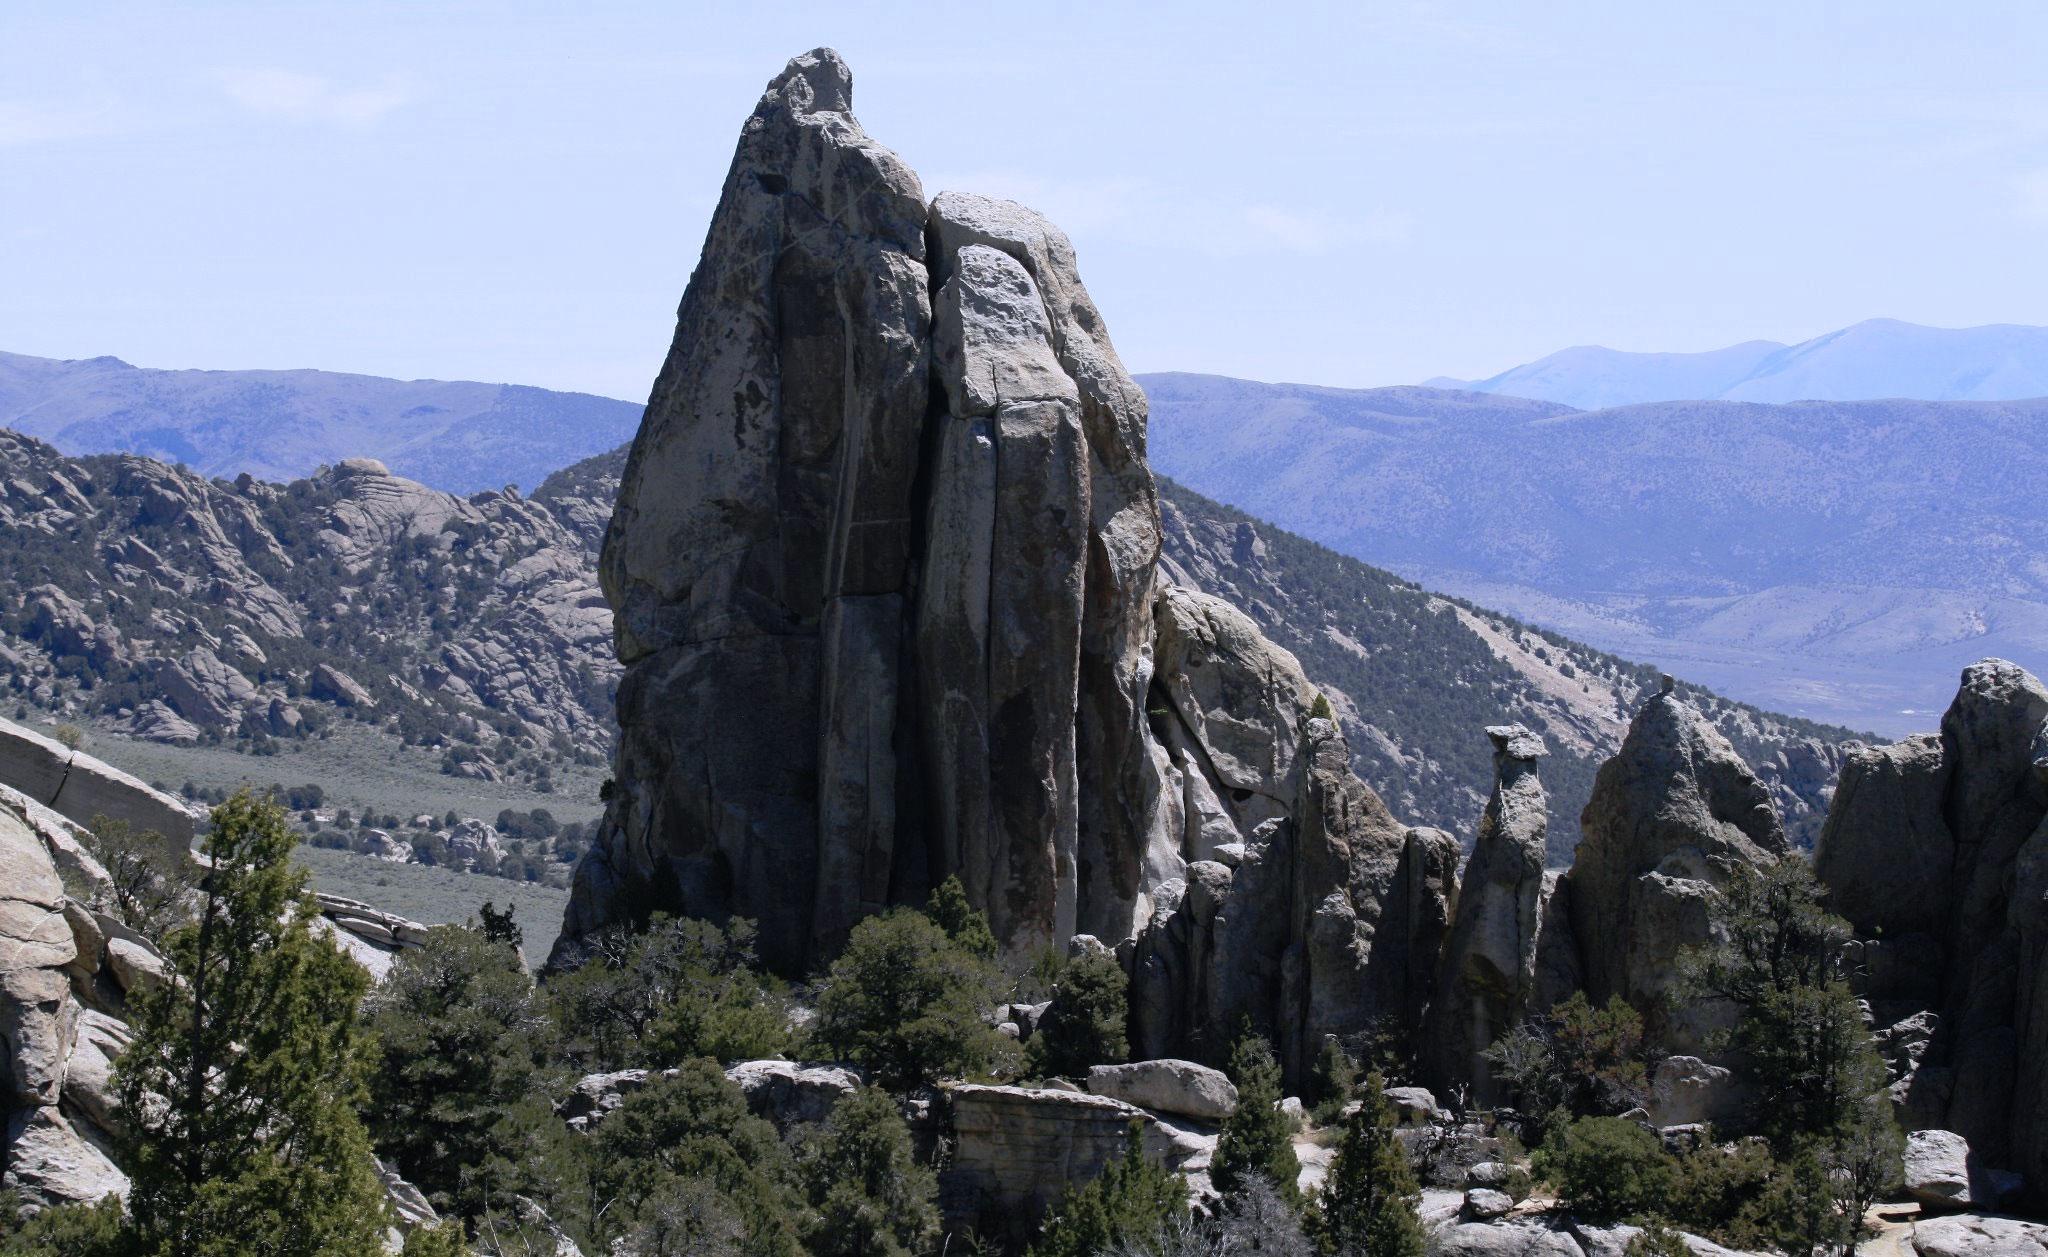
[7,2,2048,401]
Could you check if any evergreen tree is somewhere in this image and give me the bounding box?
[1679,857,1904,1256]
[1031,1124,1189,1257]
[1308,1035,1360,1124]
[797,1085,939,1257]
[584,1059,799,1255]
[1026,948,1130,1078]
[115,789,390,1255]
[1211,1030,1302,1206]
[810,908,1004,1090]
[925,874,998,960]
[1680,858,1880,1147]
[0,1197,128,1257]
[364,922,542,1220]
[1312,1072,1425,1257]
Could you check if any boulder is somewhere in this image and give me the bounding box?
[1909,1214,2048,1257]
[1085,1059,1238,1122]
[1463,1188,1514,1219]
[1467,1161,1510,1189]
[1904,1129,2020,1210]
[1385,1086,1448,1126]
[555,1068,651,1133]
[103,936,166,997]
[1645,1056,1741,1129]
[0,714,199,853]
[940,1083,1191,1240]
[1429,1219,1585,1257]
[310,663,375,708]
[2,1106,126,1213]
[724,1060,862,1131]
[61,1009,127,1137]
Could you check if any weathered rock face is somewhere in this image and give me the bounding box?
[0,716,200,856]
[1427,725,1549,1101]
[1558,687,1787,1050]
[1815,658,2048,1205]
[940,1083,1206,1241]
[1127,717,1458,1083]
[565,48,1433,1005]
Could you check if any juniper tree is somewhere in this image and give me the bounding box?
[1031,1124,1189,1257]
[1211,1030,1302,1207]
[797,1084,939,1257]
[364,922,544,1220]
[1026,947,1130,1078]
[1312,1072,1425,1257]
[115,789,390,1255]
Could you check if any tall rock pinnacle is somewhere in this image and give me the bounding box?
[561,50,1453,1081]
[1427,724,1549,1101]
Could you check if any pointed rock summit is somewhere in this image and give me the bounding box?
[563,47,1442,1066]
[1556,687,1786,1048]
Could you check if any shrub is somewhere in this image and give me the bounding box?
[1482,991,1652,1139]
[585,1060,799,1255]
[809,908,1004,1090]
[1031,1124,1188,1257]
[925,874,997,959]
[547,915,790,1070]
[796,1085,939,1257]
[1624,1222,1692,1257]
[1026,948,1129,1078]
[0,1196,128,1256]
[1533,1116,1676,1224]
[1211,1030,1301,1207]
[82,814,192,944]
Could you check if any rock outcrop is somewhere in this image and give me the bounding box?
[940,1083,1214,1241]
[1815,658,2048,1206]
[1426,725,1550,1101]
[1554,685,1787,1050]
[0,428,618,793]
[564,44,1454,1053]
[0,796,438,1224]
[0,716,200,855]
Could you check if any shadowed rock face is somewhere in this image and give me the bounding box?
[1816,658,2048,1203]
[561,48,1450,1062]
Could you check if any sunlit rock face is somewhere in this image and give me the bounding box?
[561,50,1450,1076]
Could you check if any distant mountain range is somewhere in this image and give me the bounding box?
[8,342,2041,735]
[0,350,643,494]
[0,427,1851,858]
[1427,319,2048,408]
[1139,373,2048,736]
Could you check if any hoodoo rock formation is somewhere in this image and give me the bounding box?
[1816,658,2048,1206]
[560,48,1460,1075]
[1425,725,1549,1101]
